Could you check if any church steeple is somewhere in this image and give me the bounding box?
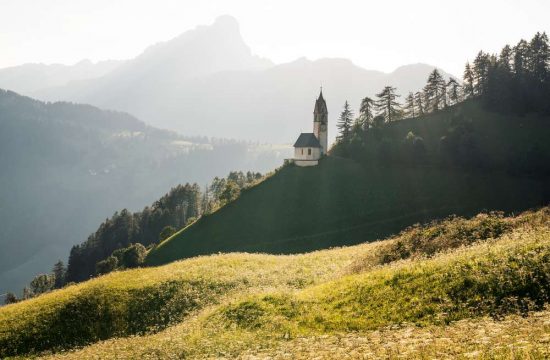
[313,88,328,155]
[314,88,328,123]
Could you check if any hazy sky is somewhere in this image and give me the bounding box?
[1,0,549,76]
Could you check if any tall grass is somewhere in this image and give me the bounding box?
[1,207,548,359]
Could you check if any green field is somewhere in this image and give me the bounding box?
[1,207,549,359]
[147,160,546,267]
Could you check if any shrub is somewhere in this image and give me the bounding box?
[95,256,118,275]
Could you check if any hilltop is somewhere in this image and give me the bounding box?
[1,207,549,358]
[147,100,549,266]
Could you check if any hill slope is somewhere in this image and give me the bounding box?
[0,89,289,295]
[1,207,549,358]
[147,102,549,266]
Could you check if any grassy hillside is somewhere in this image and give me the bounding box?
[1,207,549,358]
[147,161,546,267]
[147,101,549,266]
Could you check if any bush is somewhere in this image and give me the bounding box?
[159,226,177,242]
[95,256,118,275]
[121,243,147,268]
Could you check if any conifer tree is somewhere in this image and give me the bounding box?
[423,69,446,111]
[375,86,400,122]
[473,51,491,95]
[513,39,529,77]
[414,91,424,116]
[357,96,375,130]
[447,78,461,105]
[52,260,66,289]
[463,62,475,98]
[404,92,416,118]
[528,32,549,83]
[337,101,354,140]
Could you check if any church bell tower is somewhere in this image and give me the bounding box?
[313,89,328,155]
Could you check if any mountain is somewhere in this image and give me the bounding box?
[0,59,124,94]
[32,16,455,143]
[147,100,549,266]
[0,89,290,295]
[2,206,549,358]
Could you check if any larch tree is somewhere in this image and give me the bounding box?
[463,62,475,98]
[337,101,354,140]
[357,96,375,130]
[423,69,446,112]
[414,91,424,116]
[52,260,66,289]
[473,51,491,95]
[375,86,401,122]
[404,92,416,118]
[447,78,462,105]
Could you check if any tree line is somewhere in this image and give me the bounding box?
[5,170,263,304]
[337,31,549,142]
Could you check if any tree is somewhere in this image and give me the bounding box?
[52,260,66,289]
[423,69,446,111]
[528,32,549,83]
[4,292,18,305]
[375,86,400,122]
[404,92,416,118]
[447,78,462,105]
[95,256,118,275]
[159,225,176,242]
[219,181,241,205]
[414,91,424,116]
[30,274,55,295]
[473,51,491,95]
[357,96,375,130]
[120,243,147,268]
[337,101,354,140]
[23,286,33,300]
[463,62,475,98]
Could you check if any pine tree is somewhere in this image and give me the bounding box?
[423,69,446,112]
[528,32,549,83]
[375,86,400,122]
[463,62,475,98]
[404,92,416,118]
[414,91,424,115]
[52,260,66,289]
[337,101,354,140]
[357,96,375,130]
[513,39,529,77]
[447,78,461,105]
[473,51,491,95]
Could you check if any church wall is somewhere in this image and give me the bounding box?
[294,147,321,161]
[295,159,319,167]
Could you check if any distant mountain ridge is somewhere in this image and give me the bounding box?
[20,16,456,143]
[0,59,124,94]
[0,89,290,295]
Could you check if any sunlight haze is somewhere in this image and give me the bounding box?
[1,0,549,75]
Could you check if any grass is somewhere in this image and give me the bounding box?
[148,101,549,267]
[1,207,549,359]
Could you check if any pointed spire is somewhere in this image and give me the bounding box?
[314,87,327,115]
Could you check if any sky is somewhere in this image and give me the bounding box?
[1,0,549,76]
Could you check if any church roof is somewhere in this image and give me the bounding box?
[294,133,321,148]
[314,89,328,114]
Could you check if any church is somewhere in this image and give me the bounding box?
[292,90,328,166]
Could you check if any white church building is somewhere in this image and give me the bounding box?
[292,90,328,167]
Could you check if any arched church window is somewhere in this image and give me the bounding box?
[308,148,312,155]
